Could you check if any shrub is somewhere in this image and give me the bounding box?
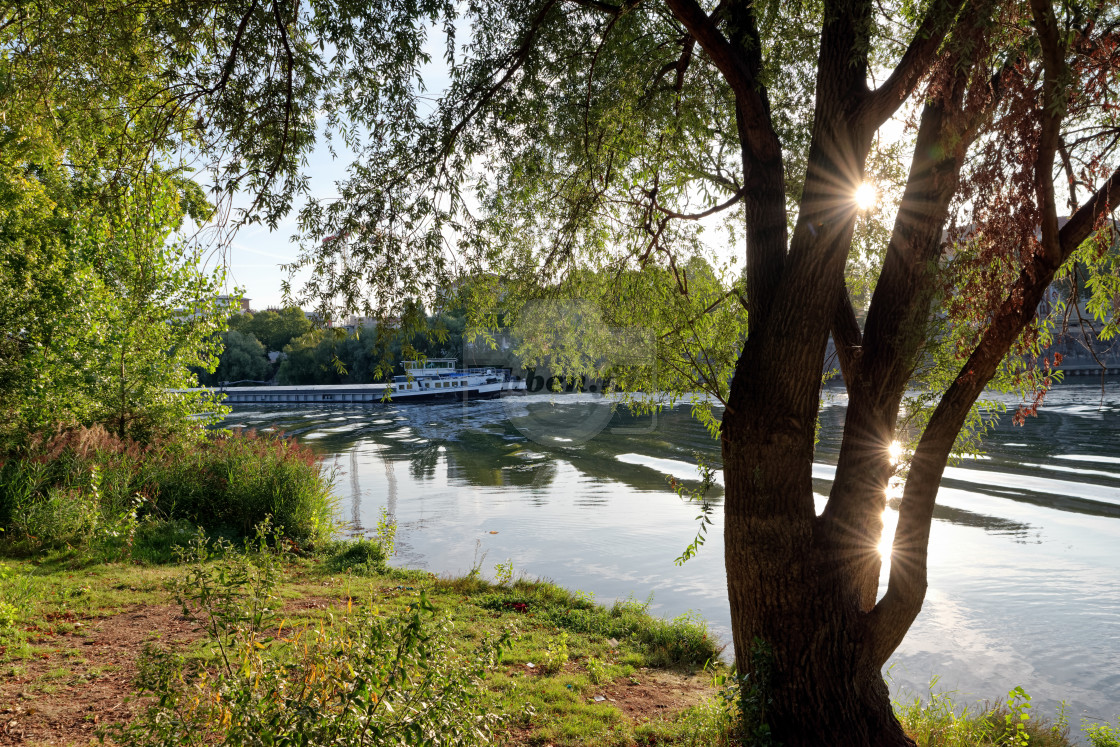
[0,427,336,556]
[1086,719,1120,747]
[148,430,337,543]
[322,507,398,575]
[323,536,390,575]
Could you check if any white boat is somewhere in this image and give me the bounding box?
[213,358,526,406]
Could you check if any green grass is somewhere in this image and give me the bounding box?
[0,536,729,746]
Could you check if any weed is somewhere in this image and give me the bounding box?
[584,655,609,685]
[1085,718,1120,747]
[541,631,570,674]
[130,518,198,564]
[467,539,488,581]
[1003,686,1032,746]
[324,537,389,575]
[494,558,514,586]
[374,505,397,558]
[0,562,38,635]
[169,521,287,674]
[117,581,509,746]
[896,683,1076,746]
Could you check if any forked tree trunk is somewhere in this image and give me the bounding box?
[723,402,917,747]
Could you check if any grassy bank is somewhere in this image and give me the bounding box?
[2,534,1118,746]
[0,533,729,746]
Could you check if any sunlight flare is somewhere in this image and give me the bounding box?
[878,505,900,560]
[888,439,904,465]
[854,181,878,211]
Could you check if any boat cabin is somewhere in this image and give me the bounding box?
[401,359,458,378]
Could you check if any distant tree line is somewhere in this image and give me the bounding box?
[193,307,311,386]
[196,303,467,387]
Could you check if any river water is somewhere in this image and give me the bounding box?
[222,378,1120,727]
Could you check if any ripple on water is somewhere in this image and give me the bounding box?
[615,453,725,485]
[383,427,414,439]
[1054,453,1120,466]
[1027,462,1120,480]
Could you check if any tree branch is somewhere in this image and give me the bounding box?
[861,0,964,128]
[1029,0,1069,266]
[1058,137,1080,213]
[830,284,863,386]
[564,0,626,13]
[868,166,1120,665]
[664,0,786,330]
[440,0,559,162]
[653,184,747,220]
[663,0,768,123]
[268,0,295,184]
[815,0,1004,603]
[205,0,261,99]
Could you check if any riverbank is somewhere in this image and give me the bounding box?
[3,541,1118,746]
[0,539,731,746]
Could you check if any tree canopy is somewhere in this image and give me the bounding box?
[196,330,272,386]
[229,307,312,353]
[1,0,228,445]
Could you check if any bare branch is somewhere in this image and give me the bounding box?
[862,0,964,128]
[1058,137,1080,213]
[653,184,748,220]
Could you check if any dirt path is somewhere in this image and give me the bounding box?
[1,605,201,746]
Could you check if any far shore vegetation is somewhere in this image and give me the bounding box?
[0,426,1117,746]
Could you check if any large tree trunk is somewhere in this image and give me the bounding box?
[723,388,916,747]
